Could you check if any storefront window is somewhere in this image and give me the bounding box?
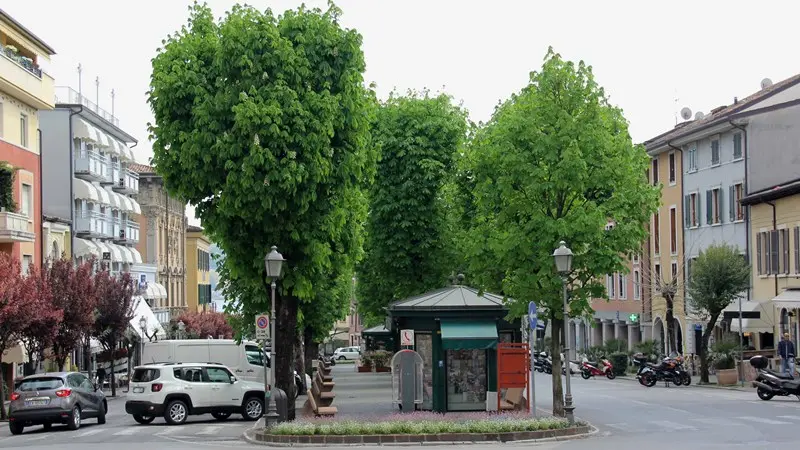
[446,349,487,411]
[415,334,433,410]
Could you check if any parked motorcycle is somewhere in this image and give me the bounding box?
[636,353,690,387]
[750,355,800,401]
[579,356,615,380]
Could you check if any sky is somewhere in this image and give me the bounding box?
[7,0,800,226]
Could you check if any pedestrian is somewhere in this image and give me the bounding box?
[96,365,107,388]
[778,333,795,377]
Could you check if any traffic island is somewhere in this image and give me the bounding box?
[244,412,592,446]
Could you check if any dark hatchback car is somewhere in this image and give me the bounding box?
[8,372,107,435]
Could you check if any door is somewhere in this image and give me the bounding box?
[177,367,214,408]
[204,367,239,407]
[67,374,97,415]
[243,344,266,383]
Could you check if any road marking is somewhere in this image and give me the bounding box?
[777,415,800,421]
[76,429,106,437]
[114,427,142,435]
[24,435,50,442]
[197,425,223,435]
[650,420,697,431]
[155,427,182,436]
[736,416,790,425]
[631,400,649,406]
[604,423,630,431]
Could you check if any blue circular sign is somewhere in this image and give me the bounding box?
[528,302,538,330]
[257,316,269,329]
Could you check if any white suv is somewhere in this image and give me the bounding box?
[333,346,361,361]
[124,363,265,425]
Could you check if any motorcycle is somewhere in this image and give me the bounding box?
[750,355,800,401]
[579,356,615,380]
[636,354,690,387]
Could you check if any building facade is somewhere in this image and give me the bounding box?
[186,225,212,312]
[132,163,187,316]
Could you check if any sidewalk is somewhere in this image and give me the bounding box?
[618,373,753,392]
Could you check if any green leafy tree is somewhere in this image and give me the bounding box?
[358,92,468,324]
[463,48,659,416]
[687,243,750,383]
[148,2,376,419]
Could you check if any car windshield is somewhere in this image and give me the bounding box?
[18,377,64,392]
[132,368,161,382]
[245,345,264,366]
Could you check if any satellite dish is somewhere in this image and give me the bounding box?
[761,78,773,89]
[695,111,705,120]
[680,107,692,121]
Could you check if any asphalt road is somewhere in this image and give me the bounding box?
[3,370,800,449]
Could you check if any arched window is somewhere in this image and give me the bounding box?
[51,241,60,262]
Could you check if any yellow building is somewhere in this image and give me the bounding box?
[186,225,212,312]
[741,182,800,351]
[645,139,686,355]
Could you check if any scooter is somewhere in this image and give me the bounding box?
[751,355,800,401]
[580,356,615,380]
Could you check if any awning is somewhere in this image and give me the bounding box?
[117,194,133,212]
[129,296,166,339]
[72,117,110,148]
[106,191,122,210]
[95,186,111,205]
[153,282,168,299]
[772,288,800,310]
[106,243,123,262]
[117,245,133,264]
[129,247,143,264]
[129,197,141,214]
[440,320,498,350]
[727,301,776,334]
[105,139,122,157]
[95,241,112,261]
[73,178,99,202]
[73,238,100,257]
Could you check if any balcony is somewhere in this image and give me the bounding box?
[107,161,120,187]
[54,86,119,127]
[75,210,109,237]
[113,168,139,194]
[114,219,140,245]
[151,307,187,325]
[0,43,54,110]
[0,211,34,243]
[74,149,108,183]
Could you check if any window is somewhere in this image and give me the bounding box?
[618,273,627,299]
[654,263,662,284]
[684,192,700,227]
[607,274,615,298]
[711,139,720,165]
[781,228,790,275]
[668,152,676,184]
[245,345,266,366]
[733,133,743,160]
[633,270,641,299]
[22,255,32,275]
[671,262,678,280]
[132,368,161,382]
[669,207,677,254]
[21,183,32,218]
[20,114,29,148]
[632,253,640,265]
[795,227,800,274]
[653,212,660,255]
[205,367,232,383]
[730,183,744,222]
[757,230,786,275]
[687,147,697,172]
[706,188,723,225]
[652,159,659,186]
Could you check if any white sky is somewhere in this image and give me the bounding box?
[7,0,800,226]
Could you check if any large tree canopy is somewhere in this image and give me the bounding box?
[358,92,468,324]
[463,48,660,416]
[148,2,376,416]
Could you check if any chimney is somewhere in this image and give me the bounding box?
[734,96,738,104]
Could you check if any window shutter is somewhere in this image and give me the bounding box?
[757,232,763,275]
[706,190,712,225]
[770,230,780,275]
[783,229,790,274]
[684,195,691,228]
[695,194,701,227]
[795,227,800,274]
[729,186,735,222]
[718,188,724,223]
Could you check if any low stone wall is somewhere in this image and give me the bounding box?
[252,425,591,445]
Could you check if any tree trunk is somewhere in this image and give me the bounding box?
[0,354,7,420]
[294,329,305,392]
[699,312,720,384]
[110,338,117,397]
[303,326,317,384]
[550,316,565,417]
[275,290,299,421]
[665,294,676,355]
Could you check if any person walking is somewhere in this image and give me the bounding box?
[96,365,107,388]
[778,333,796,377]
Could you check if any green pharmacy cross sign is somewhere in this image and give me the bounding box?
[629,314,639,322]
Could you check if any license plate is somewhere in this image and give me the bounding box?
[24,400,49,407]
[133,387,145,393]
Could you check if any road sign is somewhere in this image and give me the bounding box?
[255,314,269,340]
[528,302,538,331]
[400,329,415,346]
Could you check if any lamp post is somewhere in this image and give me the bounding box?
[178,320,186,340]
[264,246,285,427]
[138,317,147,367]
[552,241,575,425]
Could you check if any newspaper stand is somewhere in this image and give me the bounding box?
[391,349,424,411]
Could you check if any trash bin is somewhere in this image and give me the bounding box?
[265,387,289,424]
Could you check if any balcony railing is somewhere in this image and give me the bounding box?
[114,168,139,193]
[75,210,109,236]
[74,149,108,181]
[0,211,35,243]
[124,220,140,243]
[54,86,120,127]
[0,43,42,78]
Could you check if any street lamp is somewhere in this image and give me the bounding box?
[138,316,147,367]
[264,245,285,427]
[552,240,575,425]
[178,320,186,340]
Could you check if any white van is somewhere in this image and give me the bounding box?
[141,340,310,397]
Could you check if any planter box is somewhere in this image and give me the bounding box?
[716,368,739,385]
[375,367,391,373]
[357,366,373,373]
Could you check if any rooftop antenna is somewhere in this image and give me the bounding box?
[111,89,115,118]
[673,89,679,125]
[95,76,100,106]
[77,63,82,95]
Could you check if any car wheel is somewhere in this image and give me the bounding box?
[242,396,264,421]
[97,401,107,424]
[212,412,231,421]
[164,400,189,425]
[338,355,346,360]
[133,414,156,424]
[43,423,52,431]
[9,422,24,435]
[67,406,81,431]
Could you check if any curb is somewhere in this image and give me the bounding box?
[617,376,751,392]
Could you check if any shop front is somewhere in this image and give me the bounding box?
[387,284,520,413]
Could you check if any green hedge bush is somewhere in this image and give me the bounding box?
[609,352,629,376]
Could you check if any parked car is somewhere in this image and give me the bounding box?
[333,346,361,361]
[7,372,107,435]
[124,363,265,425]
